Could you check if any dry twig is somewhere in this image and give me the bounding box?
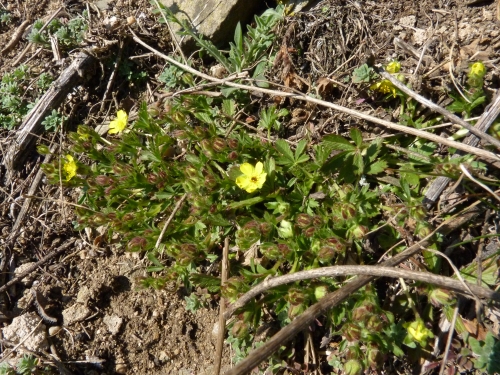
[214,237,230,375]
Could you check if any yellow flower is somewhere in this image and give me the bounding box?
[405,319,433,345]
[108,110,128,134]
[469,62,486,78]
[370,79,397,98]
[63,155,77,181]
[236,162,267,193]
[386,61,401,74]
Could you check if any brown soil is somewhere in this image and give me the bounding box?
[1,0,499,374]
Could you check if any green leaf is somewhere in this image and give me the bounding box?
[352,152,364,175]
[147,253,164,268]
[275,139,295,162]
[322,135,356,151]
[367,159,387,175]
[190,273,221,293]
[234,22,243,56]
[205,214,232,226]
[228,196,265,209]
[352,64,374,83]
[350,127,363,147]
[294,139,308,159]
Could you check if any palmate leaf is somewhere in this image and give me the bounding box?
[190,273,221,293]
[275,139,295,163]
[322,135,356,151]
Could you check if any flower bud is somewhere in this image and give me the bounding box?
[227,138,239,149]
[318,246,336,264]
[325,237,346,252]
[172,129,189,140]
[429,288,453,307]
[314,285,328,300]
[312,215,323,227]
[286,287,306,305]
[231,320,249,338]
[200,139,215,158]
[303,226,316,238]
[127,237,147,252]
[260,243,280,260]
[222,277,246,301]
[95,175,113,186]
[41,163,55,174]
[366,315,383,332]
[367,346,382,369]
[277,243,292,258]
[193,126,207,139]
[204,174,217,188]
[37,145,51,155]
[350,224,368,239]
[289,303,306,319]
[278,220,294,239]
[227,151,238,161]
[236,227,260,250]
[295,213,313,228]
[351,306,371,322]
[259,222,273,237]
[122,213,135,222]
[343,323,362,342]
[340,203,356,220]
[344,359,363,375]
[212,137,227,152]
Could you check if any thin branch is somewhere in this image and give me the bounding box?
[0,238,76,294]
[460,164,500,203]
[214,237,230,375]
[128,29,500,162]
[224,266,498,319]
[378,69,500,150]
[154,193,188,249]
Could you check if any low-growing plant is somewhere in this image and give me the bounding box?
[0,354,52,375]
[27,12,87,50]
[39,6,499,373]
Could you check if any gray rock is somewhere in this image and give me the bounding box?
[103,314,123,335]
[62,304,91,326]
[2,312,48,352]
[159,0,261,52]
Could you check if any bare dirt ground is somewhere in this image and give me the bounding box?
[0,0,499,374]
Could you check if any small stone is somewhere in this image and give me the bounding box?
[2,312,48,352]
[62,304,91,326]
[14,263,37,286]
[115,363,127,374]
[49,326,62,336]
[103,315,123,335]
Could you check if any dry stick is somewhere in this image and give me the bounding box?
[459,164,500,203]
[378,69,500,150]
[12,7,64,66]
[439,300,460,375]
[100,39,124,113]
[2,19,30,54]
[152,0,187,64]
[128,29,500,163]
[0,238,76,294]
[424,89,500,206]
[224,266,499,319]
[154,193,188,249]
[224,205,483,375]
[214,237,230,375]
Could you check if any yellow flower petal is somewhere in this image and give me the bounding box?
[108,110,128,134]
[240,163,255,176]
[236,161,267,193]
[63,155,77,181]
[386,61,401,74]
